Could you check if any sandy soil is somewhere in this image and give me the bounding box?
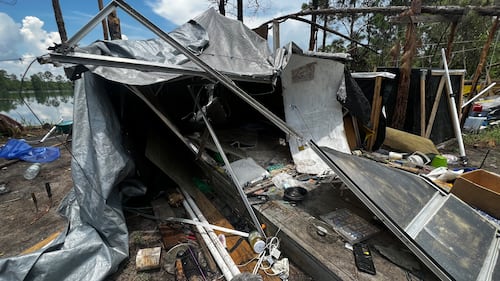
[0,128,73,258]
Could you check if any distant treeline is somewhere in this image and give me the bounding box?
[0,69,73,94]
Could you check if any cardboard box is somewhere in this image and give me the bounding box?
[451,169,500,219]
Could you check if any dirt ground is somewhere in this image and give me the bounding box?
[0,127,498,280]
[0,128,73,259]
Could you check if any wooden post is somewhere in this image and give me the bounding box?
[309,0,318,51]
[219,0,225,16]
[51,0,67,43]
[97,0,109,40]
[445,21,458,62]
[237,0,243,22]
[368,76,383,151]
[107,10,122,40]
[425,76,446,138]
[419,69,427,136]
[470,16,499,96]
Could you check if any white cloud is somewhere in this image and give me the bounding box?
[0,14,64,77]
[0,13,23,60]
[20,16,61,55]
[146,0,311,51]
[146,0,214,25]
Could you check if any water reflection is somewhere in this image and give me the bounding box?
[0,90,73,125]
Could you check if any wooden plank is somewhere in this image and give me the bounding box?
[425,76,446,138]
[21,230,62,255]
[420,70,427,137]
[368,76,383,151]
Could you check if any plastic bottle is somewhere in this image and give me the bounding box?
[248,230,265,254]
[24,163,41,180]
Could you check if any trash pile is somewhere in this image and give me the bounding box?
[464,94,500,132]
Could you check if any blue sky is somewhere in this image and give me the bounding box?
[0,0,313,77]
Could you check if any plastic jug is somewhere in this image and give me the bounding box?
[24,163,41,180]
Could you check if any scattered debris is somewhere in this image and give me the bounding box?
[135,247,162,271]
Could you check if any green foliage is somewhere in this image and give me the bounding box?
[463,126,500,145]
[303,0,499,76]
[0,68,73,114]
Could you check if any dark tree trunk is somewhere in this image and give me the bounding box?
[108,11,122,40]
[51,0,67,43]
[237,0,243,22]
[309,0,319,51]
[219,0,225,16]
[97,0,109,40]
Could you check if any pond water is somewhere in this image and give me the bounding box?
[0,90,73,125]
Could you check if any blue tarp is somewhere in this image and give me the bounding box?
[0,139,60,163]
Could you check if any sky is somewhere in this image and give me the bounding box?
[0,0,316,79]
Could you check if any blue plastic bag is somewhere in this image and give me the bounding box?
[0,139,60,163]
[0,139,32,159]
[20,147,61,163]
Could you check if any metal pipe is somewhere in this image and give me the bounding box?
[180,188,241,277]
[181,196,234,280]
[190,86,266,239]
[461,82,496,108]
[65,1,118,49]
[441,48,466,162]
[41,52,271,84]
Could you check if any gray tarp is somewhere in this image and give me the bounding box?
[0,73,133,281]
[78,8,274,86]
[0,8,273,280]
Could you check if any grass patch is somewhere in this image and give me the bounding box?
[463,125,500,146]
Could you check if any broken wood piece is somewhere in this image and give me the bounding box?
[175,254,188,281]
[136,247,162,271]
[425,75,446,138]
[368,76,383,151]
[420,70,427,137]
[21,230,62,255]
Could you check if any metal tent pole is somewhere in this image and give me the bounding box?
[113,0,301,140]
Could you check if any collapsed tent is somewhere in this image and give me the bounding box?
[0,6,360,280]
[2,1,498,280]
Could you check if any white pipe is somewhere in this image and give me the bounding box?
[40,117,64,143]
[161,217,249,238]
[181,188,241,277]
[462,82,496,108]
[441,48,466,161]
[181,198,234,281]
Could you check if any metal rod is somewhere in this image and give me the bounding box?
[462,82,496,108]
[65,1,118,49]
[41,52,271,84]
[189,86,266,239]
[180,188,241,277]
[441,48,466,162]
[113,0,301,139]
